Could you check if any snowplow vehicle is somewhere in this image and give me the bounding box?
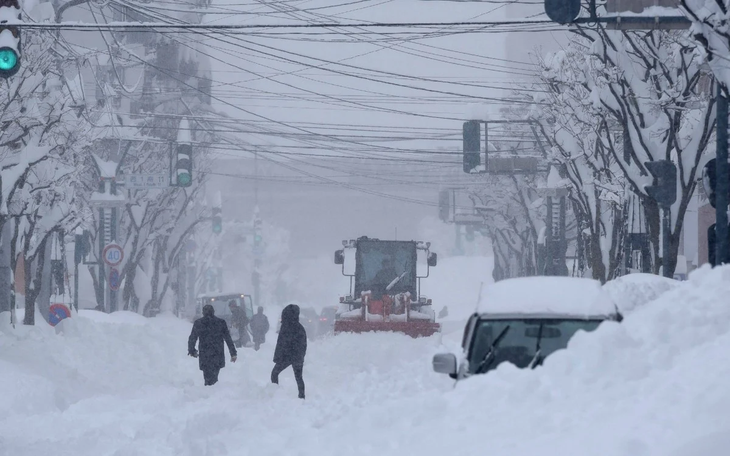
[333,236,440,338]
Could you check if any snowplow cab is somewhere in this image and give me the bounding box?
[333,236,440,338]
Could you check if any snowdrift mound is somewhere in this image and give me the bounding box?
[603,272,680,314]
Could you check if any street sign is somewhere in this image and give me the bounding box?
[109,268,121,291]
[125,174,169,189]
[48,304,71,326]
[102,243,124,266]
[453,213,484,226]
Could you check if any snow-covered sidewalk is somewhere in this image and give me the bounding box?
[2,265,730,456]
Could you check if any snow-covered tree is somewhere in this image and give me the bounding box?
[681,0,730,91]
[533,41,628,283]
[537,27,715,277]
[0,24,92,324]
[467,173,545,281]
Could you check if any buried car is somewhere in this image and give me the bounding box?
[433,276,622,380]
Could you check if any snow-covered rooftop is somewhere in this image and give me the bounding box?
[478,276,617,319]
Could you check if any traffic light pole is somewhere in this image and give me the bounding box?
[716,83,729,266]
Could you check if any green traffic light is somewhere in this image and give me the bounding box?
[213,224,222,234]
[177,173,192,187]
[0,48,18,72]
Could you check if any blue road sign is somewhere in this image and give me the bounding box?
[109,268,121,291]
[48,304,71,326]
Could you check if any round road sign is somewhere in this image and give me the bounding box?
[109,268,121,291]
[48,303,71,326]
[102,244,124,266]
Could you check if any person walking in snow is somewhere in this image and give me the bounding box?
[250,306,270,351]
[188,304,237,386]
[271,304,307,399]
[228,300,250,348]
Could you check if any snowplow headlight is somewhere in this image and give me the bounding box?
[340,297,345,303]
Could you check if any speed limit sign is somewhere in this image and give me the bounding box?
[102,244,124,266]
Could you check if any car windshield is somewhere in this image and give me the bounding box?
[321,307,337,318]
[467,318,603,374]
[355,241,416,297]
[202,295,252,318]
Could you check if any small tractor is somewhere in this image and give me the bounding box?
[333,236,440,338]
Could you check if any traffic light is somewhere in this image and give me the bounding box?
[212,207,222,234]
[463,120,481,173]
[544,0,581,24]
[175,144,193,187]
[701,158,730,208]
[0,0,21,79]
[644,160,677,207]
[438,190,450,222]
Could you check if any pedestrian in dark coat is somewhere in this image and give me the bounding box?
[250,306,270,351]
[228,301,250,348]
[271,304,307,399]
[188,304,237,386]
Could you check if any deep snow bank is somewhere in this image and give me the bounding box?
[2,265,730,456]
[603,272,681,314]
[333,264,730,456]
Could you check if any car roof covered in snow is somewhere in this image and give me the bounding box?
[477,276,618,320]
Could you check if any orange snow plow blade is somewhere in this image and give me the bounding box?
[334,320,441,338]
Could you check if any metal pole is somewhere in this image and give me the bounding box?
[0,221,11,314]
[254,151,259,207]
[98,206,106,312]
[716,83,729,266]
[74,258,79,312]
[662,207,672,278]
[109,176,119,313]
[545,196,553,276]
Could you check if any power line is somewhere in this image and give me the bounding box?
[21,19,555,31]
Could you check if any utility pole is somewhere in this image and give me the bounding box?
[252,207,262,307]
[715,84,729,266]
[252,152,262,306]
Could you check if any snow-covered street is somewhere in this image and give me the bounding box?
[2,0,730,454]
[3,265,730,456]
